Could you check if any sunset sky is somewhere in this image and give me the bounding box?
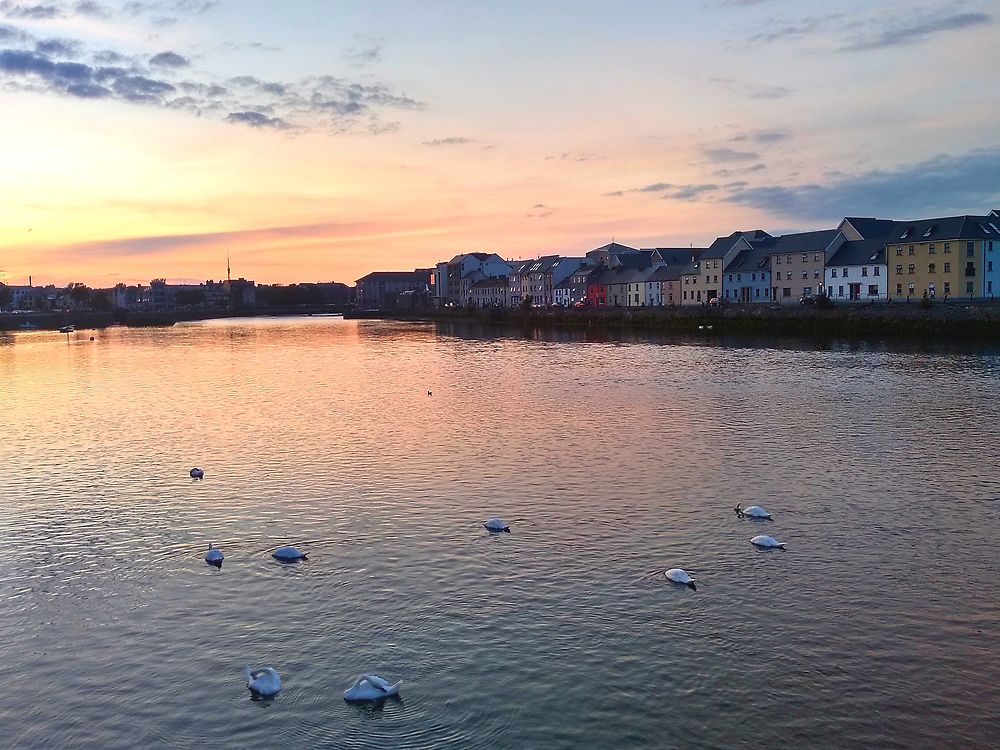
[1,0,998,286]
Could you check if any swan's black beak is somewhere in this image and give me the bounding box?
[687,581,697,591]
[503,527,511,533]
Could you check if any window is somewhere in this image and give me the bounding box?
[728,274,733,282]
[776,255,782,264]
[989,261,994,272]
[737,274,742,282]
[868,285,879,297]
[683,290,687,300]
[944,243,951,253]
[783,287,791,298]
[714,275,718,283]
[802,271,808,280]
[967,242,975,257]
[843,267,849,277]
[802,253,808,262]
[786,255,792,264]
[944,282,950,294]
[725,289,730,298]
[965,262,975,277]
[755,288,760,298]
[929,244,936,254]
[896,264,903,274]
[989,241,994,252]
[908,264,915,274]
[873,267,880,276]
[928,263,936,274]
[814,270,820,278]
[803,287,811,297]
[751,273,756,281]
[989,281,994,294]
[896,246,903,256]
[908,283,915,294]
[896,283,902,295]
[908,245,915,255]
[839,285,844,297]
[944,262,951,273]
[713,260,719,268]
[966,281,974,294]
[862,267,869,277]
[814,253,820,262]
[831,269,838,278]
[697,291,702,301]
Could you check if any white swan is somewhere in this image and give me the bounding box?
[484,518,510,533]
[272,545,307,561]
[743,505,772,519]
[750,534,786,549]
[244,666,281,697]
[204,543,224,566]
[664,568,697,590]
[344,674,402,702]
[190,467,204,479]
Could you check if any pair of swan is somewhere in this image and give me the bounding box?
[203,544,308,566]
[243,667,401,702]
[736,504,787,548]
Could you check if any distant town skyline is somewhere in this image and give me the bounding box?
[1,0,998,287]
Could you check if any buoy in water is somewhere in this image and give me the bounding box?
[190,467,204,479]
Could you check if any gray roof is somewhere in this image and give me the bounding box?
[591,241,638,254]
[613,250,657,269]
[827,239,886,267]
[841,217,896,241]
[769,229,841,254]
[469,276,508,289]
[886,215,1000,243]
[647,247,707,265]
[649,265,683,282]
[726,241,775,273]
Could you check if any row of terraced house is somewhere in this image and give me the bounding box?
[356,210,1000,309]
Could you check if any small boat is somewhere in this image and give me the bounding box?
[58,325,75,333]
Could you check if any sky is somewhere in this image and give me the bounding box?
[0,0,998,286]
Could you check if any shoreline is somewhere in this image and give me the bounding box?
[349,301,1000,341]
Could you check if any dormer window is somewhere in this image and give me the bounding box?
[900,228,911,239]
[923,225,936,238]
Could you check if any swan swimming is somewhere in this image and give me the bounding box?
[750,534,786,549]
[741,504,773,519]
[204,543,224,566]
[344,674,402,702]
[664,568,697,590]
[190,467,204,479]
[272,545,307,561]
[244,666,281,697]
[483,518,510,533]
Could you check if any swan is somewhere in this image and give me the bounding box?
[743,505,772,519]
[664,568,697,590]
[483,518,510,533]
[204,543,224,566]
[750,534,786,549]
[272,545,307,561]
[190,467,204,479]
[244,666,281,697]
[344,674,402,702]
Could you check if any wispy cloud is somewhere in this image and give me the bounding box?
[344,39,383,67]
[422,137,472,146]
[710,76,792,99]
[148,50,189,68]
[840,11,992,52]
[724,147,1000,220]
[704,147,759,162]
[604,181,673,197]
[0,23,423,133]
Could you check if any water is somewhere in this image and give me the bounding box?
[1,318,998,749]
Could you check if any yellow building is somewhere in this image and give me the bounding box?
[885,216,995,300]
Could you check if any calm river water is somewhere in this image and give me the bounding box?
[1,317,998,749]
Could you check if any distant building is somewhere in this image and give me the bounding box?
[355,269,433,309]
[434,253,512,306]
[767,229,846,302]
